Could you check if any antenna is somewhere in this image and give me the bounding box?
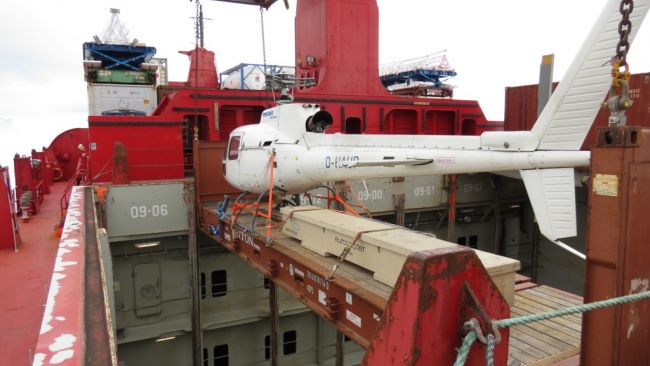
[199,4,205,48]
[189,2,213,48]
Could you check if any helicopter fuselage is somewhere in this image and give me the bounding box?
[222,104,589,194]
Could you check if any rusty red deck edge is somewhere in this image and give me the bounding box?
[32,186,86,366]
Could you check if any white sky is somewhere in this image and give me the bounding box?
[1,0,649,176]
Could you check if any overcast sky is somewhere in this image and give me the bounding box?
[1,0,649,176]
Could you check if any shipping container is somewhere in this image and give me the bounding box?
[87,83,157,116]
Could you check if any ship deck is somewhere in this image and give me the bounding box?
[0,182,65,364]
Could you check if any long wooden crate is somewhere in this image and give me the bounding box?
[281,206,521,304]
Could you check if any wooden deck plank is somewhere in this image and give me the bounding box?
[512,302,582,332]
[527,349,581,366]
[508,341,542,365]
[511,309,582,340]
[506,343,529,365]
[532,286,583,304]
[515,294,583,323]
[512,323,576,351]
[516,289,583,311]
[511,328,560,356]
[511,320,581,348]
[509,336,550,362]
[508,287,583,365]
[517,290,583,315]
[525,288,583,309]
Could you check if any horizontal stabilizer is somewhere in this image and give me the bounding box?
[520,168,585,259]
[344,158,433,168]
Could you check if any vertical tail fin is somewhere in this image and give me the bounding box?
[520,168,585,259]
[531,0,649,151]
[520,0,649,256]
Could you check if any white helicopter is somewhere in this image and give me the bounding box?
[223,0,649,259]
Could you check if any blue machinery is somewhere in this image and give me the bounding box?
[83,43,156,71]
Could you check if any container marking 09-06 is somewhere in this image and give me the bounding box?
[129,204,169,219]
[106,183,188,238]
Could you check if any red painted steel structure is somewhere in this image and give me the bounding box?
[504,72,650,149]
[13,155,38,213]
[199,207,510,365]
[12,128,89,220]
[0,167,18,250]
[581,126,650,365]
[46,128,89,181]
[87,117,185,182]
[169,48,220,89]
[294,0,386,97]
[363,248,509,365]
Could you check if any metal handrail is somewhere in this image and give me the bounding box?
[59,154,89,217]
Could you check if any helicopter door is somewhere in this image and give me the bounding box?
[224,134,242,187]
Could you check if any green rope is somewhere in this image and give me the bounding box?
[453,331,477,366]
[453,290,650,366]
[486,334,495,366]
[493,290,650,329]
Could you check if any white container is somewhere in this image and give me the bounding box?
[221,65,295,90]
[87,83,157,116]
[222,65,266,90]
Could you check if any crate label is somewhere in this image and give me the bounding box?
[346,309,362,328]
[318,289,326,305]
[593,174,618,197]
[346,292,353,305]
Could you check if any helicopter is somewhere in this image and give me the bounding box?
[222,0,648,259]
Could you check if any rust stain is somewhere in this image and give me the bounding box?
[418,284,436,313]
[408,314,421,366]
[408,346,421,366]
